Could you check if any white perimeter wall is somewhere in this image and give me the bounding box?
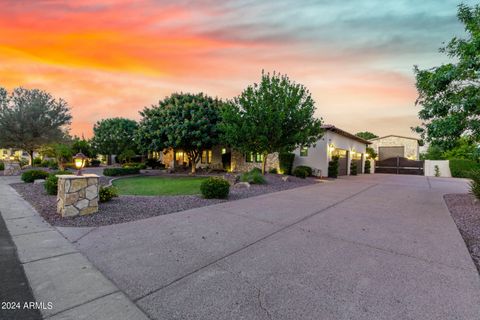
[293,131,368,177]
[424,160,451,177]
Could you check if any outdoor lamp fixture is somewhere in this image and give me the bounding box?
[73,152,87,176]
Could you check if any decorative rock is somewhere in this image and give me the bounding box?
[282,176,290,182]
[223,174,239,186]
[4,161,21,176]
[234,182,251,189]
[34,179,46,184]
[57,174,99,217]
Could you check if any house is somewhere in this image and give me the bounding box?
[293,125,371,176]
[156,125,369,177]
[369,135,420,161]
[0,148,37,162]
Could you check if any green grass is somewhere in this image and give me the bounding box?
[112,176,208,196]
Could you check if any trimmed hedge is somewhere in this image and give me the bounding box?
[294,165,312,177]
[293,166,308,179]
[21,170,49,183]
[364,160,371,174]
[44,170,72,195]
[279,152,295,175]
[449,159,480,178]
[200,177,230,199]
[99,186,119,202]
[122,163,147,170]
[350,162,357,176]
[0,162,4,171]
[103,167,140,176]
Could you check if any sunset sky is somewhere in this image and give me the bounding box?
[0,0,474,138]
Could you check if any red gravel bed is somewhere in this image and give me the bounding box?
[10,174,316,227]
[444,193,480,272]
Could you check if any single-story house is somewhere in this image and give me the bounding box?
[0,148,38,162]
[293,125,371,176]
[157,124,370,177]
[369,135,420,161]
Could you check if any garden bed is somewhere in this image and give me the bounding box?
[444,193,480,272]
[10,174,317,227]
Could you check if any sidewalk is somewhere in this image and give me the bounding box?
[0,176,149,320]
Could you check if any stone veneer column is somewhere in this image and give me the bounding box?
[57,174,99,217]
[4,161,21,176]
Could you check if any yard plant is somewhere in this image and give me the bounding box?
[328,156,339,178]
[44,170,71,195]
[103,167,140,176]
[240,168,266,184]
[449,159,480,178]
[21,170,49,183]
[99,186,119,202]
[200,177,230,199]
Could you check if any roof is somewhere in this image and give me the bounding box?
[321,125,372,144]
[369,135,421,142]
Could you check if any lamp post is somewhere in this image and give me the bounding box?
[73,152,87,176]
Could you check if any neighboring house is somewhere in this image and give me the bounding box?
[293,125,371,177]
[369,135,420,161]
[0,148,37,162]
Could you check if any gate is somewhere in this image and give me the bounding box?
[375,157,424,175]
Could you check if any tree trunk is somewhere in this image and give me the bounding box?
[261,152,268,175]
[107,154,112,165]
[187,151,199,174]
[29,150,34,167]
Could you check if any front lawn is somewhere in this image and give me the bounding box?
[112,176,208,196]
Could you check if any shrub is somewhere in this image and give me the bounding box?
[21,170,49,183]
[469,170,480,200]
[279,152,295,175]
[434,165,440,177]
[449,159,480,178]
[19,159,29,167]
[44,170,72,195]
[0,162,4,171]
[33,157,42,166]
[89,159,101,167]
[240,169,266,184]
[268,168,278,174]
[200,177,230,199]
[350,162,357,176]
[294,165,312,177]
[250,167,262,174]
[328,156,339,178]
[103,167,140,176]
[293,166,308,179]
[99,186,119,202]
[364,160,371,174]
[146,158,164,169]
[123,163,147,170]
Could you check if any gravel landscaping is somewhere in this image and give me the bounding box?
[11,174,317,227]
[444,193,480,272]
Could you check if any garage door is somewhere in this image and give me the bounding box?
[379,146,404,161]
[333,149,348,176]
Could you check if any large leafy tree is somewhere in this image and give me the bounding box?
[221,71,324,174]
[91,118,138,164]
[355,131,378,140]
[0,87,72,164]
[137,93,223,174]
[413,4,480,149]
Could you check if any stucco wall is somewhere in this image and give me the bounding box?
[424,160,451,177]
[370,136,419,160]
[293,131,368,176]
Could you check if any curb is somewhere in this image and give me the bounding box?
[0,177,150,320]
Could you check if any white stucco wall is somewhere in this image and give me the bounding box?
[293,131,368,177]
[424,160,451,177]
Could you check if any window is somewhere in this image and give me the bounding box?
[175,151,184,162]
[201,150,212,164]
[246,152,263,163]
[300,147,308,157]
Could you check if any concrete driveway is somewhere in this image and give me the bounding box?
[65,174,480,319]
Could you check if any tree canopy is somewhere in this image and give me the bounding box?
[413,4,480,149]
[355,131,378,140]
[91,118,138,162]
[0,87,72,164]
[137,92,223,173]
[221,71,324,174]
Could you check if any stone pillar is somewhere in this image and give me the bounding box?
[57,174,99,217]
[4,161,21,176]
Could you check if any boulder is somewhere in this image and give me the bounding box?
[223,174,239,186]
[281,176,290,182]
[234,182,250,189]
